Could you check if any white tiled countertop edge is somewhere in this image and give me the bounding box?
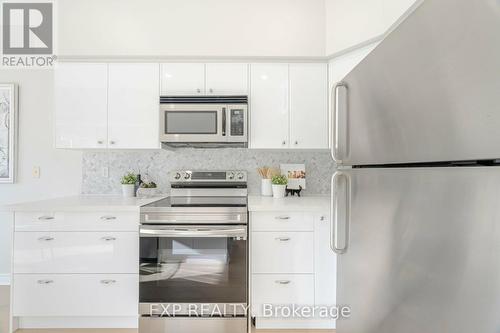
[2,195,167,212]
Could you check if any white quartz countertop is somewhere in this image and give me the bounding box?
[4,195,166,212]
[247,195,330,212]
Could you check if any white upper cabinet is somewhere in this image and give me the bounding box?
[108,63,160,149]
[290,63,328,149]
[250,63,328,150]
[205,63,248,95]
[160,63,249,96]
[55,63,108,149]
[160,63,205,95]
[250,64,289,149]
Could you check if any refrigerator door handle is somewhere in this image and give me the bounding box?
[330,171,351,254]
[331,82,349,163]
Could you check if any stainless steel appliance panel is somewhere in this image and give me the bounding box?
[140,316,247,333]
[332,167,500,333]
[332,0,500,165]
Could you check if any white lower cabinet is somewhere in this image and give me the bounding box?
[251,274,315,317]
[13,231,138,274]
[12,274,138,316]
[250,211,336,330]
[14,211,139,232]
[252,232,313,274]
[11,210,139,329]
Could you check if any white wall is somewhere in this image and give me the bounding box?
[0,70,82,276]
[57,0,326,57]
[325,0,418,56]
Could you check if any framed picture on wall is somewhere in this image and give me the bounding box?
[280,163,306,190]
[0,84,18,184]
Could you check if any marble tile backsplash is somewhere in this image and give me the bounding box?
[82,149,335,195]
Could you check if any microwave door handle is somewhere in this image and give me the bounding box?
[222,107,227,136]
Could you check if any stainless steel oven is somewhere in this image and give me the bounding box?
[159,96,248,147]
[139,170,248,333]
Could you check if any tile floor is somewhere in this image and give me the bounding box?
[0,286,334,333]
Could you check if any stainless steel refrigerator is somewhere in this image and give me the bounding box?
[329,0,500,332]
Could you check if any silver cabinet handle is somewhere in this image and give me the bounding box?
[275,237,291,242]
[320,216,326,221]
[109,141,116,145]
[196,88,201,93]
[282,140,286,145]
[275,215,291,220]
[209,88,213,93]
[330,172,351,254]
[101,236,116,241]
[38,236,54,241]
[38,216,55,221]
[100,216,117,221]
[275,280,291,285]
[97,140,104,144]
[331,82,349,163]
[37,279,54,284]
[100,279,116,285]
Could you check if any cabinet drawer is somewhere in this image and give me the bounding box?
[13,232,138,274]
[13,274,138,316]
[251,212,313,231]
[15,211,138,232]
[252,274,314,316]
[252,232,313,273]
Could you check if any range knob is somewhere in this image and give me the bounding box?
[227,172,235,180]
[174,172,181,180]
[237,173,244,180]
[184,173,191,180]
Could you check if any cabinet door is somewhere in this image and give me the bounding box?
[314,213,336,307]
[249,64,289,149]
[108,63,160,149]
[205,63,248,95]
[290,63,328,149]
[160,63,205,95]
[55,63,108,149]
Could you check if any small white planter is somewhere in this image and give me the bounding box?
[122,184,136,198]
[261,179,273,196]
[272,184,286,198]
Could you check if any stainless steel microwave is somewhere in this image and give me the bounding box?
[159,96,248,148]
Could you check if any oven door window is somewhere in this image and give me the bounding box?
[165,111,218,134]
[140,236,247,303]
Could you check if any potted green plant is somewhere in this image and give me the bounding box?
[271,175,288,198]
[137,181,158,198]
[121,172,138,197]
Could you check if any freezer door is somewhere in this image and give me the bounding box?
[331,0,500,165]
[332,167,500,333]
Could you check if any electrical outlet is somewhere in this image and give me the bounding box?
[33,166,40,178]
[102,167,109,178]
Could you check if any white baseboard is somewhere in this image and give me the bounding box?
[0,274,10,285]
[17,316,138,329]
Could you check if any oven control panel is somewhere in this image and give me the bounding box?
[170,170,247,182]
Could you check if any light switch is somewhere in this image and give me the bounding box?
[102,167,109,178]
[33,166,40,178]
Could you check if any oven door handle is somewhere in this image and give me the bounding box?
[140,226,247,238]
